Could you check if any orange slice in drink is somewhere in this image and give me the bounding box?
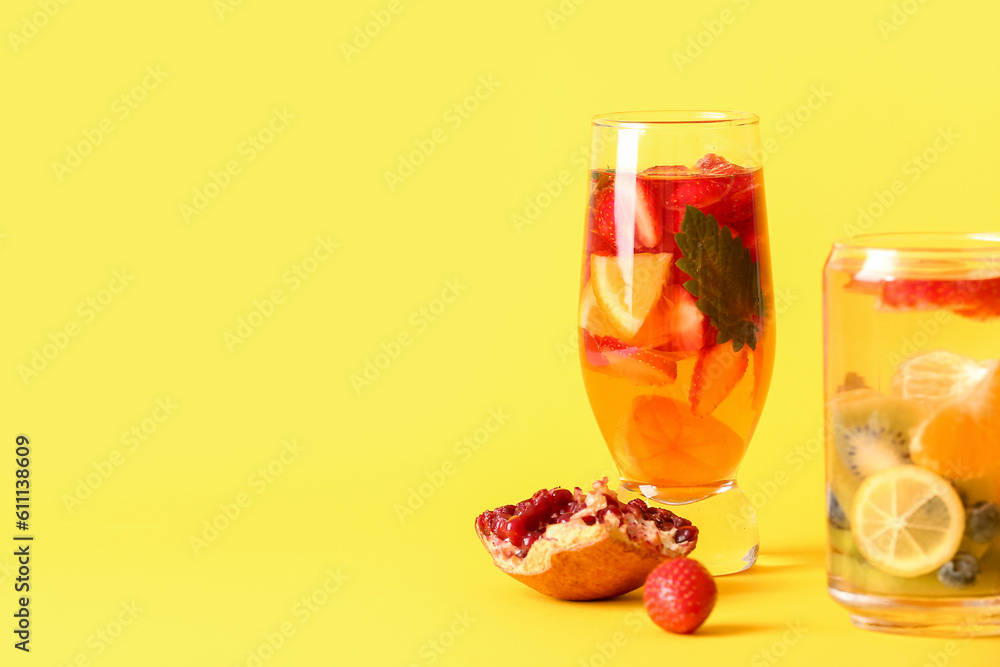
[891,350,988,409]
[590,253,672,339]
[911,360,1000,480]
[851,465,965,577]
[616,395,745,488]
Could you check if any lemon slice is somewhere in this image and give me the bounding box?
[590,253,671,338]
[578,280,620,338]
[851,465,965,577]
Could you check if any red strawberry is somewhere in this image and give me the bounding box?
[587,335,678,386]
[695,154,756,225]
[591,184,661,252]
[643,558,717,634]
[652,285,705,353]
[878,277,1000,320]
[689,342,749,416]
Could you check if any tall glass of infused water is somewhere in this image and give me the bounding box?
[578,111,774,575]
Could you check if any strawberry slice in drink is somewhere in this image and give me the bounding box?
[591,180,662,252]
[876,277,1000,320]
[582,333,678,386]
[689,343,750,416]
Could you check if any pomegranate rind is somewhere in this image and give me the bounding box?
[477,521,685,600]
[475,480,696,601]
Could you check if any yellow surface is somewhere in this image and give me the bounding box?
[2,0,1000,664]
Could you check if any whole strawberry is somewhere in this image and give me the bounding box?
[643,557,717,634]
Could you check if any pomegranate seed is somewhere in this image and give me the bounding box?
[551,488,573,506]
[582,515,597,526]
[506,516,526,544]
[675,526,698,543]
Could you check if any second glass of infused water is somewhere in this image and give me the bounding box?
[825,233,1000,635]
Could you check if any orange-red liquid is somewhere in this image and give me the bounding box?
[579,160,774,502]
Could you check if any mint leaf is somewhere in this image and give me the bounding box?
[674,206,762,351]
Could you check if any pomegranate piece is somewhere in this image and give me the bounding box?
[474,479,697,600]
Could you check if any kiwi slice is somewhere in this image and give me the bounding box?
[830,389,924,482]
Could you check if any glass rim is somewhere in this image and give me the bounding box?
[591,110,759,129]
[832,232,1000,254]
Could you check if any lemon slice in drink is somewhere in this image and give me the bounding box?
[590,253,671,338]
[851,465,965,577]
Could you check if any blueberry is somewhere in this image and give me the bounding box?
[827,487,849,530]
[967,501,1000,544]
[937,553,980,589]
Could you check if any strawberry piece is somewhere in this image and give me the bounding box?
[652,285,705,353]
[689,343,750,416]
[643,558,717,634]
[591,183,661,252]
[878,278,1000,320]
[586,335,678,386]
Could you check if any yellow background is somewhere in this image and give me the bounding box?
[2,0,999,664]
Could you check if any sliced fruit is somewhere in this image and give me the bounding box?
[474,479,696,600]
[891,350,988,408]
[617,395,745,488]
[911,360,1000,480]
[829,389,924,483]
[851,465,965,577]
[656,285,705,352]
[689,343,749,416]
[578,280,621,339]
[590,253,672,338]
[591,182,662,251]
[585,335,678,387]
[877,277,1000,320]
[693,153,755,224]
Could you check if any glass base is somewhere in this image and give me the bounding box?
[616,480,758,576]
[829,587,1000,637]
